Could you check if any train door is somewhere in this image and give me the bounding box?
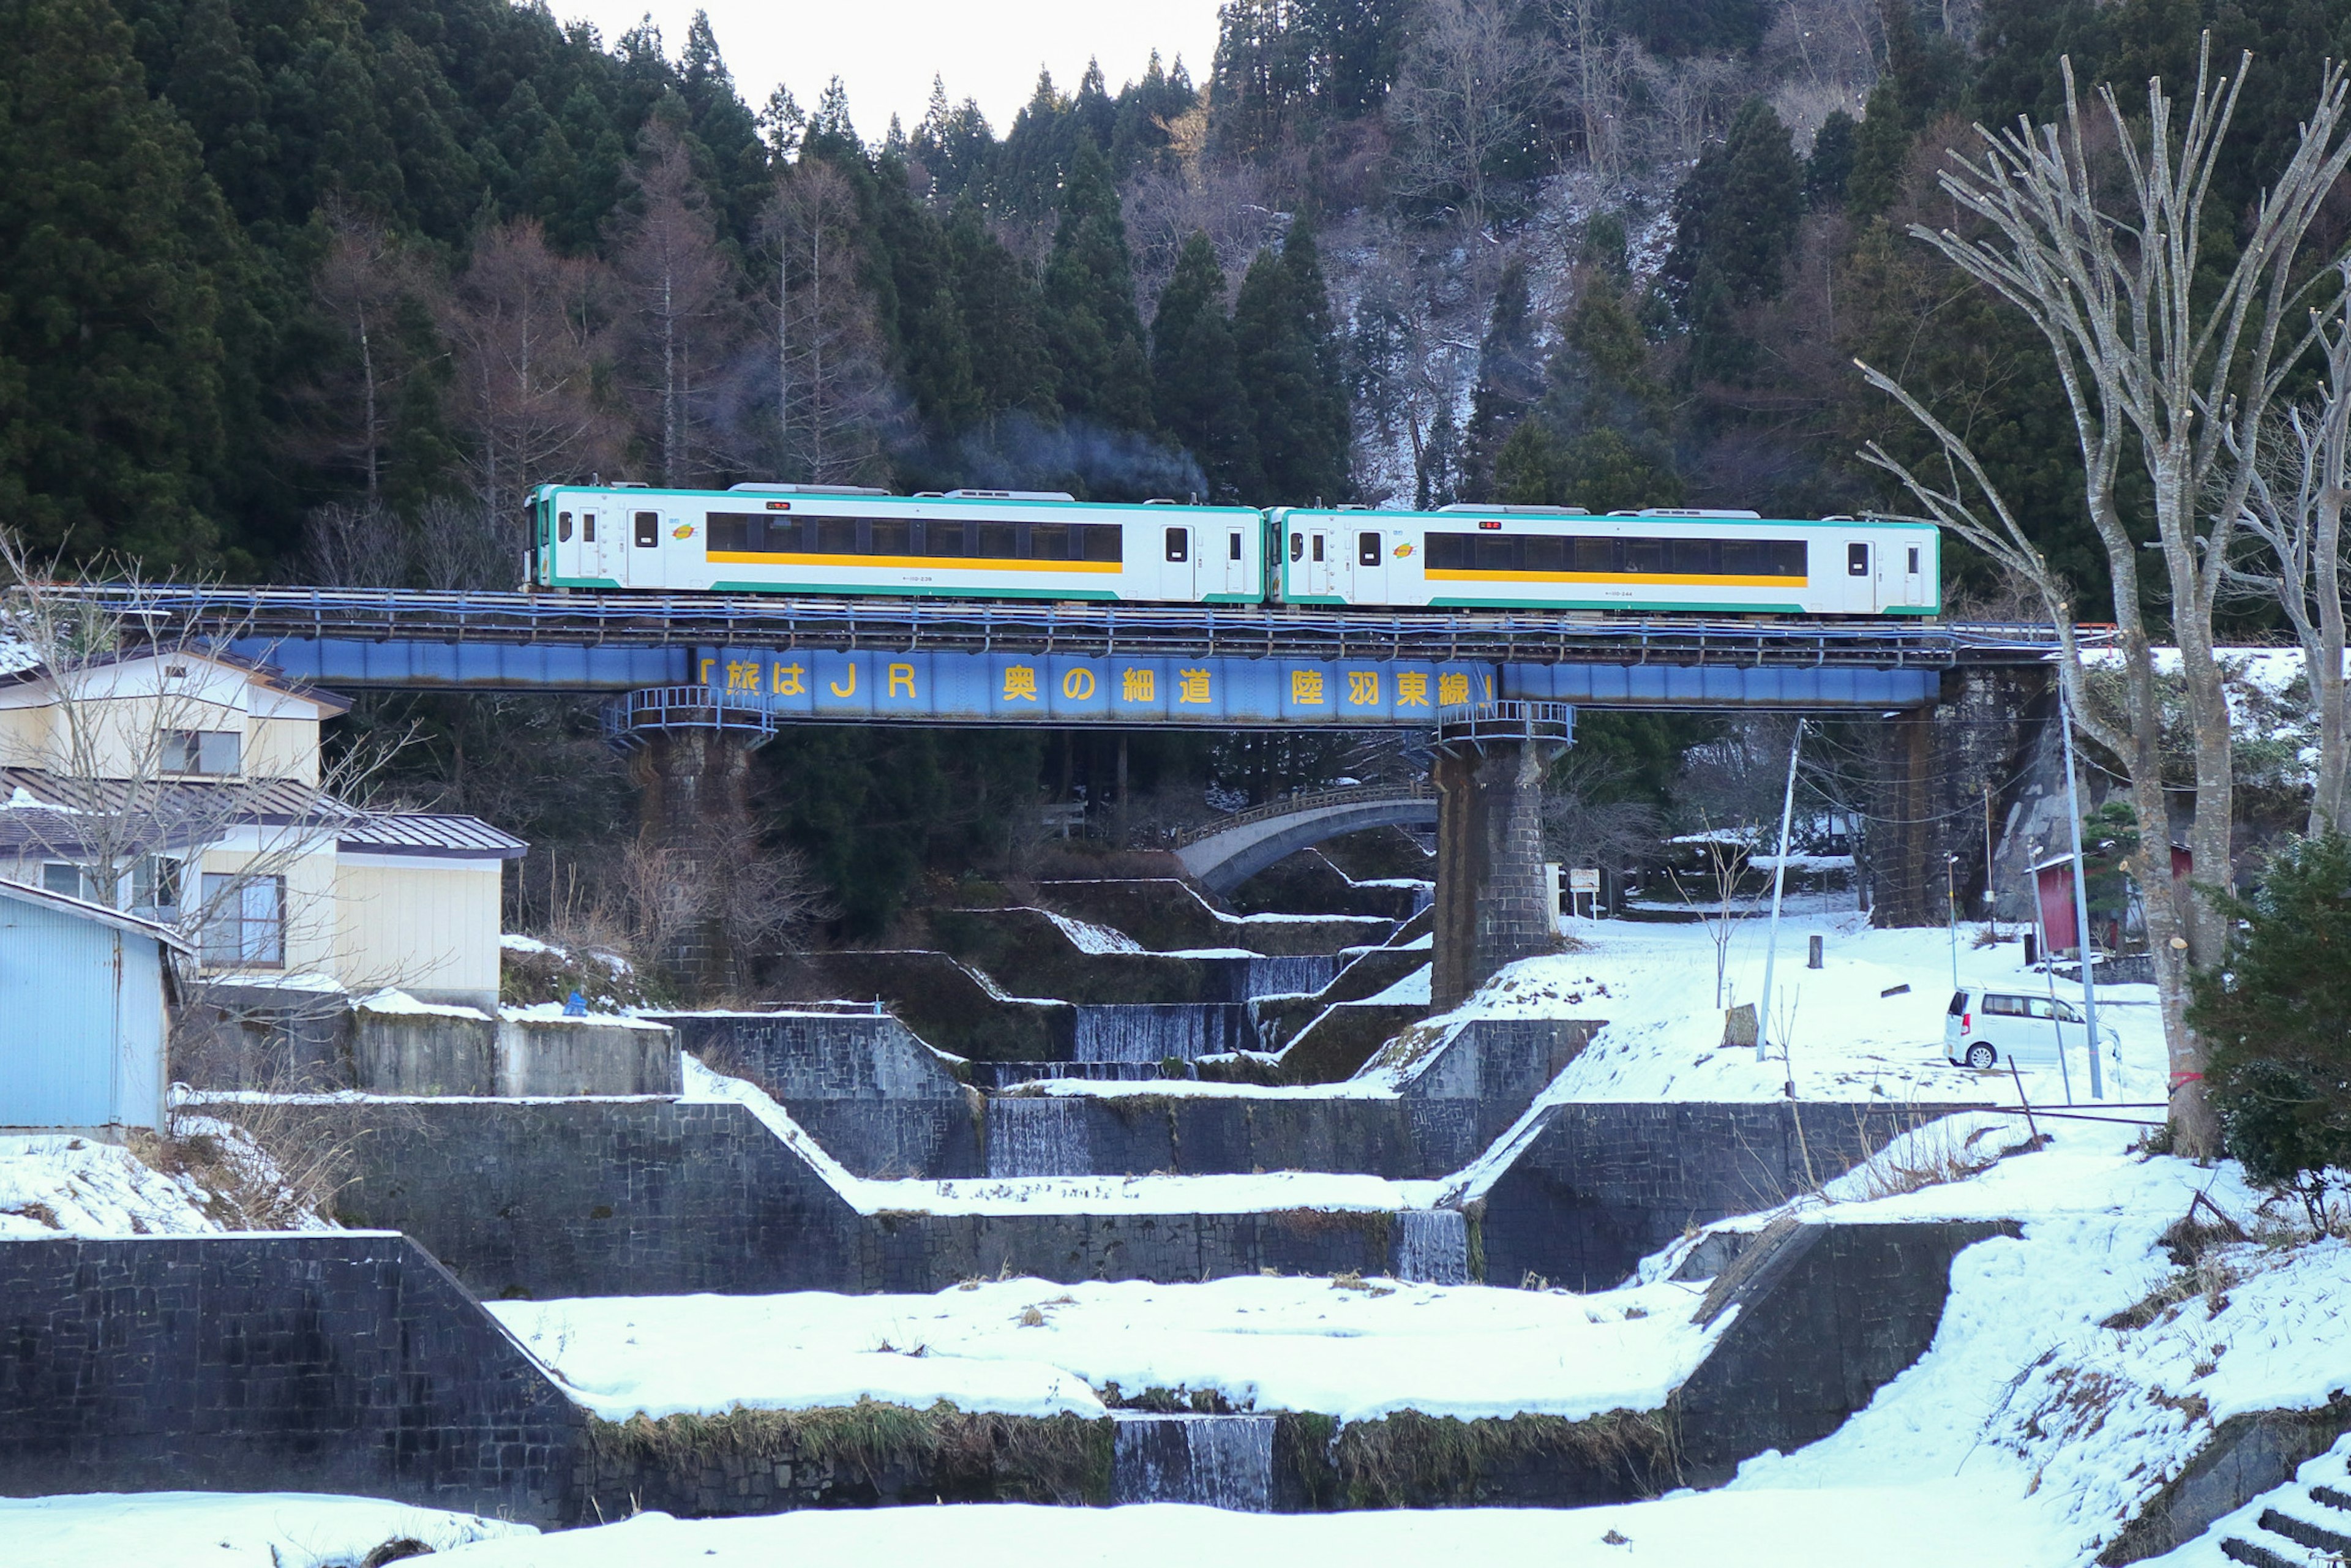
[1160,523,1198,600]
[1302,523,1337,598]
[1220,521,1251,596]
[577,506,604,582]
[630,506,666,590]
[1899,538,1928,610]
[1843,539,1878,612]
[1350,525,1389,604]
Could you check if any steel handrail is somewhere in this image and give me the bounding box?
[1172,780,1437,847]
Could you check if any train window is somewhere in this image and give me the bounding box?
[1357,532,1381,566]
[1907,546,1921,574]
[558,511,573,542]
[1670,539,1715,575]
[706,513,754,552]
[1165,527,1188,563]
[1310,535,1324,563]
[1082,525,1124,563]
[1425,533,1471,570]
[978,523,1018,558]
[1473,536,1515,571]
[1847,542,1870,577]
[1624,538,1665,574]
[808,517,852,554]
[1290,533,1305,562]
[1229,532,1245,562]
[634,511,658,548]
[1030,524,1071,560]
[870,519,913,556]
[1523,536,1565,572]
[582,513,597,543]
[1574,538,1617,573]
[924,522,965,556]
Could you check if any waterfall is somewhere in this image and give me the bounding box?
[1074,1004,1257,1064]
[1395,1209,1469,1285]
[1243,955,1336,1000]
[985,1096,1092,1177]
[1111,1413,1277,1511]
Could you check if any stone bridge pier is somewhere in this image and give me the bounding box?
[1431,708,1573,1011]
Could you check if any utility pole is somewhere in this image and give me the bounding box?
[1757,720,1804,1063]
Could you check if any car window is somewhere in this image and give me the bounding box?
[1982,994,2027,1016]
[1948,991,1968,1016]
[2055,1002,2083,1023]
[2025,998,2057,1019]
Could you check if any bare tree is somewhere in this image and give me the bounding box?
[0,531,415,1078]
[298,500,408,590]
[308,204,430,503]
[1387,0,1558,227]
[757,160,894,484]
[1856,43,2351,1153]
[610,123,744,487]
[441,220,625,540]
[2230,262,2351,835]
[1549,0,1639,182]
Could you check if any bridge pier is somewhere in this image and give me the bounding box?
[627,727,758,1000]
[1431,731,1569,1011]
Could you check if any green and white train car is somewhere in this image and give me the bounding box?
[1269,505,1941,615]
[528,482,1267,604]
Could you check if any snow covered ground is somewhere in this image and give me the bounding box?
[6,1491,531,1568]
[402,1491,2050,1568]
[491,1270,1719,1425]
[1452,905,2165,1105]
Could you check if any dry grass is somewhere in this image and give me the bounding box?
[1839,1118,2025,1203]
[1329,1408,1679,1507]
[585,1399,1111,1504]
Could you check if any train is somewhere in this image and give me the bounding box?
[525,482,1941,616]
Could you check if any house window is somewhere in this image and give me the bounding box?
[42,862,96,901]
[200,873,285,967]
[162,729,241,775]
[132,856,181,918]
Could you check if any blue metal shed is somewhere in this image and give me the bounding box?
[0,880,188,1133]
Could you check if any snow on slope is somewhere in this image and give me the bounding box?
[490,1270,1720,1426]
[0,1125,334,1238]
[6,1491,531,1568]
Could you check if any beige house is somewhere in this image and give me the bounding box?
[0,651,522,1010]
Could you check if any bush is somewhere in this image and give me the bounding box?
[2188,832,2351,1227]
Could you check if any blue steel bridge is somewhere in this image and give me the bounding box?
[45,585,2086,727]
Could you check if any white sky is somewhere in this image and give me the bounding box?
[558,1,1227,141]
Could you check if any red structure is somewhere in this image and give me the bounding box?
[2032,846,2191,953]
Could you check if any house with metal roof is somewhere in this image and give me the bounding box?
[0,650,524,1011]
[0,878,189,1132]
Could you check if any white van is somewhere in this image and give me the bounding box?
[1945,986,2120,1071]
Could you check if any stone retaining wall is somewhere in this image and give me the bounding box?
[0,1234,582,1521]
[1474,1101,1984,1291]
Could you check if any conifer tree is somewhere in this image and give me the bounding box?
[0,0,234,567]
[1040,136,1153,432]
[1663,98,1802,310]
[1151,233,1259,500]
[944,200,1057,419]
[1461,260,1543,500]
[1233,220,1351,504]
